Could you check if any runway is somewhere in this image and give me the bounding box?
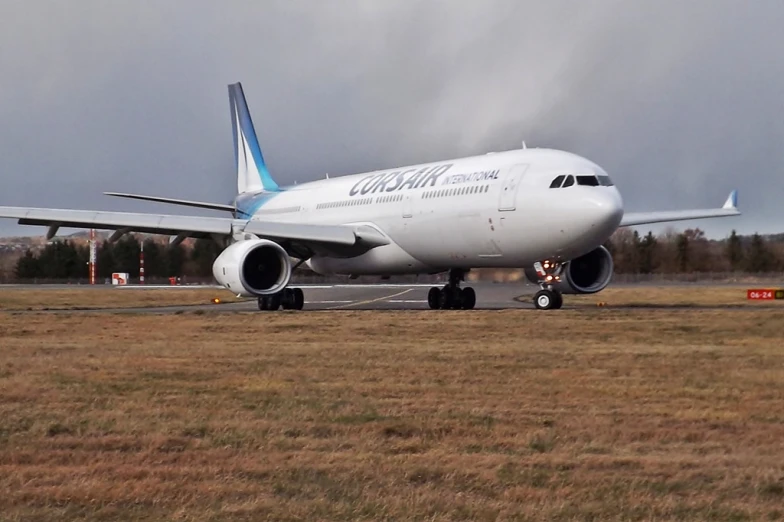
[87,282,536,313]
[13,282,772,314]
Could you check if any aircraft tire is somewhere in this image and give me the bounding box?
[268,292,282,311]
[460,287,476,310]
[552,291,563,310]
[428,287,441,309]
[438,288,452,309]
[258,296,269,311]
[533,289,557,310]
[292,288,305,310]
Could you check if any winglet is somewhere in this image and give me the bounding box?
[722,190,738,210]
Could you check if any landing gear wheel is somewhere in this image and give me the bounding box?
[552,291,563,310]
[428,287,441,309]
[280,288,305,310]
[291,288,305,310]
[267,292,281,311]
[438,287,453,310]
[460,287,476,310]
[534,289,559,310]
[257,296,269,311]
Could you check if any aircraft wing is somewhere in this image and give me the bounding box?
[103,192,236,212]
[0,206,387,256]
[620,190,740,227]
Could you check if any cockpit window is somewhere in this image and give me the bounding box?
[576,175,600,186]
[562,175,575,188]
[598,176,614,186]
[549,175,565,188]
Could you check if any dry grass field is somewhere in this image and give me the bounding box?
[1,293,784,520]
[0,288,239,311]
[566,285,782,308]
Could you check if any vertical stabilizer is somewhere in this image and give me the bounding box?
[228,82,280,194]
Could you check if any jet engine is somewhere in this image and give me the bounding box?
[212,239,291,296]
[526,245,614,294]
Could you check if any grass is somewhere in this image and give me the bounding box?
[0,295,783,519]
[0,287,240,311]
[551,285,784,308]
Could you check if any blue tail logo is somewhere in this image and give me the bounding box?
[228,82,280,194]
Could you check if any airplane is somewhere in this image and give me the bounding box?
[0,83,740,310]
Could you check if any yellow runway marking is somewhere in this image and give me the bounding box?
[326,288,413,310]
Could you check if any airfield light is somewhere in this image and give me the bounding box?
[211,297,221,305]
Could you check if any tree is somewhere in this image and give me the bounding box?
[746,233,777,272]
[36,240,84,279]
[163,243,186,277]
[96,241,116,279]
[637,231,659,274]
[726,230,744,271]
[676,232,690,272]
[142,239,163,279]
[608,228,640,273]
[112,235,141,278]
[15,250,40,279]
[190,238,222,277]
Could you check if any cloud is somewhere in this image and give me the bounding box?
[1,0,782,237]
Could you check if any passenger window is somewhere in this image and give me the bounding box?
[576,175,600,186]
[550,175,565,188]
[562,175,574,188]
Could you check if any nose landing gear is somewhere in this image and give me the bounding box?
[532,260,564,310]
[533,288,563,310]
[428,269,476,310]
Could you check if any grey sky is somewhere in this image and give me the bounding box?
[1,0,782,238]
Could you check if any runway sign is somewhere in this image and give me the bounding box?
[747,289,784,300]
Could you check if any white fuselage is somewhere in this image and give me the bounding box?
[240,148,624,276]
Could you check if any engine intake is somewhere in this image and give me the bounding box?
[560,245,614,294]
[524,246,614,294]
[213,239,291,296]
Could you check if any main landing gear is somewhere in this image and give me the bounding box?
[428,269,476,310]
[532,259,563,310]
[258,287,305,311]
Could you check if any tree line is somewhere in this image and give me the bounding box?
[8,228,784,282]
[607,229,783,274]
[14,236,222,281]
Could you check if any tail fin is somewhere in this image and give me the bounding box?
[228,82,280,194]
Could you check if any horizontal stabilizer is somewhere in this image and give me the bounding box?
[104,192,235,212]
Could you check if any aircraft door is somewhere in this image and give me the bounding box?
[498,164,529,211]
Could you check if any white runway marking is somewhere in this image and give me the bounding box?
[327,288,414,309]
[332,284,435,288]
[388,300,427,303]
[305,300,353,304]
[115,285,220,290]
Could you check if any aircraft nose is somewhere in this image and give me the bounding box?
[581,189,624,236]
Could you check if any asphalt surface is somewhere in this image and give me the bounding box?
[98,283,534,314]
[17,282,780,314]
[3,282,781,314]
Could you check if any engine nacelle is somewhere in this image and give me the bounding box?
[526,246,614,294]
[212,239,291,296]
